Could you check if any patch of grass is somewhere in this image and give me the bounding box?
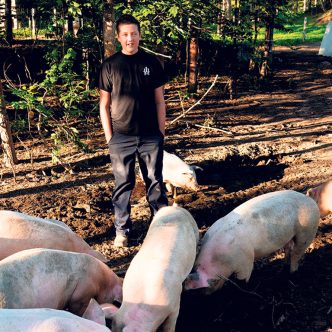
[259,14,327,46]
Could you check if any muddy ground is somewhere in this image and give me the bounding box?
[1,43,332,331]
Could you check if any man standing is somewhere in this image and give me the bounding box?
[99,14,168,247]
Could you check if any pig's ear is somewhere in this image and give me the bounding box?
[82,298,106,326]
[100,303,120,319]
[190,165,203,171]
[306,188,314,197]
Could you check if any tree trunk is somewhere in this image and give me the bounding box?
[260,1,277,78]
[225,0,232,20]
[253,2,259,46]
[103,0,116,59]
[260,12,275,78]
[0,81,18,167]
[12,0,17,30]
[67,14,74,34]
[217,1,222,35]
[5,0,13,45]
[31,8,36,39]
[187,22,199,93]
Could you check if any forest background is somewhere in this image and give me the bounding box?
[1,2,332,330]
[0,0,331,170]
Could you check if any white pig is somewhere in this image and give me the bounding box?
[111,206,199,332]
[0,300,111,332]
[0,248,123,316]
[307,180,332,217]
[184,190,320,294]
[0,210,107,262]
[163,151,202,200]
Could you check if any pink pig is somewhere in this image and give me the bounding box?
[0,248,122,316]
[185,190,320,294]
[307,180,332,217]
[0,210,107,262]
[111,206,199,332]
[0,299,111,332]
[162,151,202,200]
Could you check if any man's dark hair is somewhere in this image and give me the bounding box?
[116,14,141,34]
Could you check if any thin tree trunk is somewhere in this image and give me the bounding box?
[253,2,259,46]
[217,1,222,35]
[12,0,17,30]
[0,81,18,167]
[103,0,116,59]
[188,36,198,93]
[67,14,74,34]
[31,8,36,39]
[5,0,13,45]
[225,0,232,20]
[187,22,199,93]
[260,13,274,78]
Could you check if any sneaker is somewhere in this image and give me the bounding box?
[114,233,128,247]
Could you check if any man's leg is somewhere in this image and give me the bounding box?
[108,133,137,245]
[137,134,168,218]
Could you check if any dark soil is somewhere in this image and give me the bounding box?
[1,42,332,332]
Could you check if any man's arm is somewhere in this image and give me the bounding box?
[154,86,166,136]
[99,89,113,143]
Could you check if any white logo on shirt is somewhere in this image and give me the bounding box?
[143,67,150,76]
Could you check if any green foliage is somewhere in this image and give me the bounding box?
[51,125,90,163]
[10,84,52,118]
[8,46,94,162]
[10,117,28,133]
[40,48,91,118]
[115,0,212,55]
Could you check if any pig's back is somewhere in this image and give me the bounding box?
[0,211,106,261]
[207,190,319,255]
[124,207,198,301]
[0,308,110,332]
[234,190,319,224]
[0,249,90,309]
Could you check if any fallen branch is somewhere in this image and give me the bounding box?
[169,75,219,125]
[218,273,263,299]
[139,46,172,59]
[193,124,234,136]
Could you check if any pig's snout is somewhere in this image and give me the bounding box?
[184,271,207,290]
[185,182,200,192]
[182,174,199,192]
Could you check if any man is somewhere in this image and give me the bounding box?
[99,14,168,247]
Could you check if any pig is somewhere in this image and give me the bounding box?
[112,206,199,332]
[162,151,202,201]
[307,180,332,217]
[0,248,123,316]
[0,299,111,332]
[0,210,107,262]
[184,190,320,294]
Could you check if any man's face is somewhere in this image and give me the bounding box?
[117,23,141,55]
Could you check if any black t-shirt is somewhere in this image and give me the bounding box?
[99,49,167,135]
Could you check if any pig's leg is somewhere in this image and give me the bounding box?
[289,233,314,273]
[165,183,173,193]
[171,185,178,206]
[82,298,106,326]
[284,239,295,265]
[161,304,180,332]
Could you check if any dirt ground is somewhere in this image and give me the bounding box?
[1,42,332,331]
